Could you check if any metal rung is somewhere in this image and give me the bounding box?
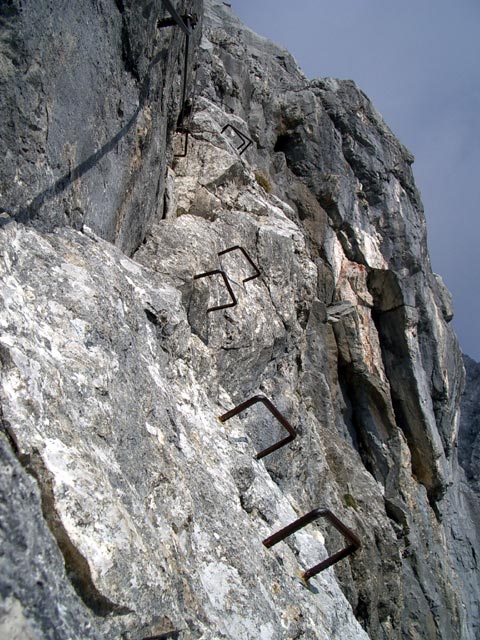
[218,394,296,459]
[193,269,237,313]
[218,245,260,283]
[158,0,196,35]
[221,124,253,156]
[263,507,361,580]
[159,1,198,157]
[143,631,183,640]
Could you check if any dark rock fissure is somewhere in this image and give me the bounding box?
[367,268,446,504]
[3,433,132,618]
[459,355,480,485]
[114,0,141,82]
[370,303,444,503]
[336,359,390,486]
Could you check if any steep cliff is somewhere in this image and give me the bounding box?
[0,1,478,639]
[459,356,480,493]
[0,0,201,253]
[452,355,480,639]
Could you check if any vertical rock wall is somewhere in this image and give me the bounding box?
[0,0,201,254]
[459,356,480,493]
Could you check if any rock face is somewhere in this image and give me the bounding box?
[0,0,201,254]
[0,431,100,639]
[459,356,480,491]
[451,355,480,640]
[0,1,479,639]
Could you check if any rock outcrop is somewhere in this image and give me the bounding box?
[0,1,478,639]
[450,355,480,640]
[459,356,480,492]
[0,0,201,254]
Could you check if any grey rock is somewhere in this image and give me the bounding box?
[0,223,368,639]
[327,300,356,322]
[167,1,475,637]
[0,0,202,254]
[459,355,480,488]
[433,273,454,323]
[0,432,99,639]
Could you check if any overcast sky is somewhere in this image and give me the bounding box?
[233,0,480,360]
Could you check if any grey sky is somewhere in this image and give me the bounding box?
[233,0,480,360]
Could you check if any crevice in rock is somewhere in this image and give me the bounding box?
[0,0,21,19]
[145,307,160,325]
[274,132,295,154]
[4,443,132,617]
[458,355,480,485]
[272,128,307,178]
[0,404,21,457]
[368,269,446,504]
[384,497,409,533]
[336,358,391,485]
[143,630,183,640]
[114,0,140,82]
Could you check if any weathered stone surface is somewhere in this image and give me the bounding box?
[1,0,479,639]
[449,354,480,640]
[0,222,369,639]
[0,0,201,254]
[0,431,99,639]
[459,356,480,489]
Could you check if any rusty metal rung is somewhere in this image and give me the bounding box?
[158,0,196,35]
[263,507,361,580]
[193,269,237,313]
[221,123,253,156]
[218,394,296,459]
[217,245,260,283]
[143,631,183,640]
[159,1,198,157]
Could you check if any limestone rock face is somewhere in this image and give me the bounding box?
[0,0,201,254]
[452,355,480,640]
[1,1,479,639]
[460,356,480,491]
[0,222,369,640]
[0,432,99,639]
